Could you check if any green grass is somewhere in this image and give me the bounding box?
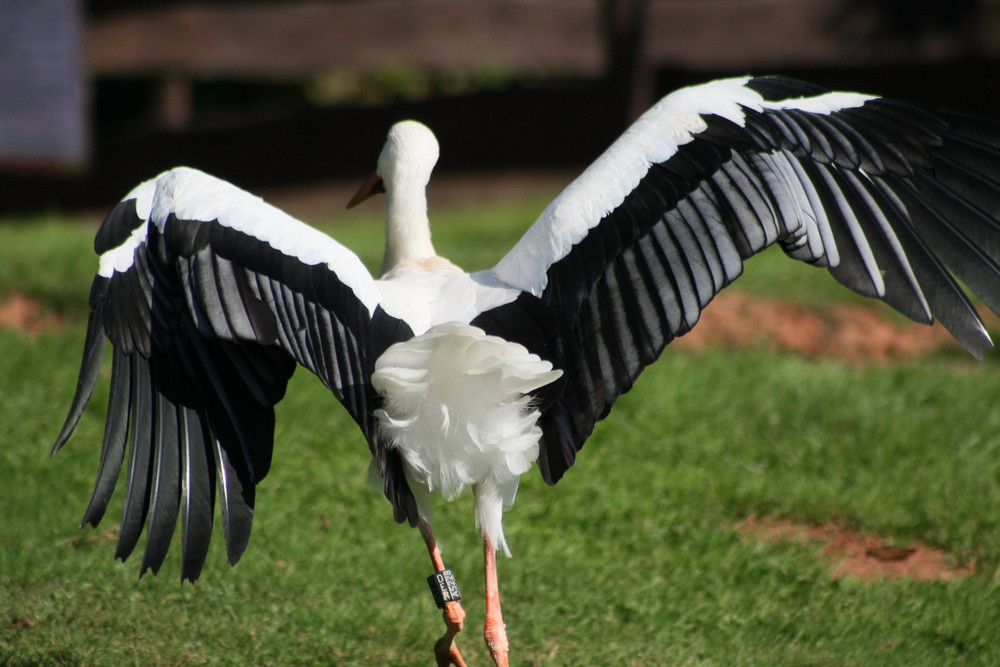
[3,198,1000,665]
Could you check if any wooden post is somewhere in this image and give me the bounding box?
[158,75,193,130]
[603,0,654,122]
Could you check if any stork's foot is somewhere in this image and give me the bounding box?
[433,634,467,667]
[484,616,509,667]
[433,600,468,667]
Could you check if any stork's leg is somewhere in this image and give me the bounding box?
[483,537,509,667]
[419,520,468,667]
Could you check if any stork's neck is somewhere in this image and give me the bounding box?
[381,185,436,275]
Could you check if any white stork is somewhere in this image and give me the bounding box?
[54,76,1000,666]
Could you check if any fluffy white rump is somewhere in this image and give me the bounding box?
[372,322,562,555]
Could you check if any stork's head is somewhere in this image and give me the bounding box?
[348,120,439,208]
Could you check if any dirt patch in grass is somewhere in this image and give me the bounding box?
[0,293,62,336]
[737,516,975,581]
[674,292,973,364]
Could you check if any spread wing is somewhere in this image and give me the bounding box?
[473,75,1000,484]
[53,167,416,581]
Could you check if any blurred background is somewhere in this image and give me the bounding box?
[2,0,999,214]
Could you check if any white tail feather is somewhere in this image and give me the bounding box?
[372,322,561,554]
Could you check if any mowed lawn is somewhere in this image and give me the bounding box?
[3,194,1000,666]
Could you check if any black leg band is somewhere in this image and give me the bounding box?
[427,569,462,608]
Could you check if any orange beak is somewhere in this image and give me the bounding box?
[347,171,386,209]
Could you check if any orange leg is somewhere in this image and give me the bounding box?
[420,520,468,667]
[483,538,509,667]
